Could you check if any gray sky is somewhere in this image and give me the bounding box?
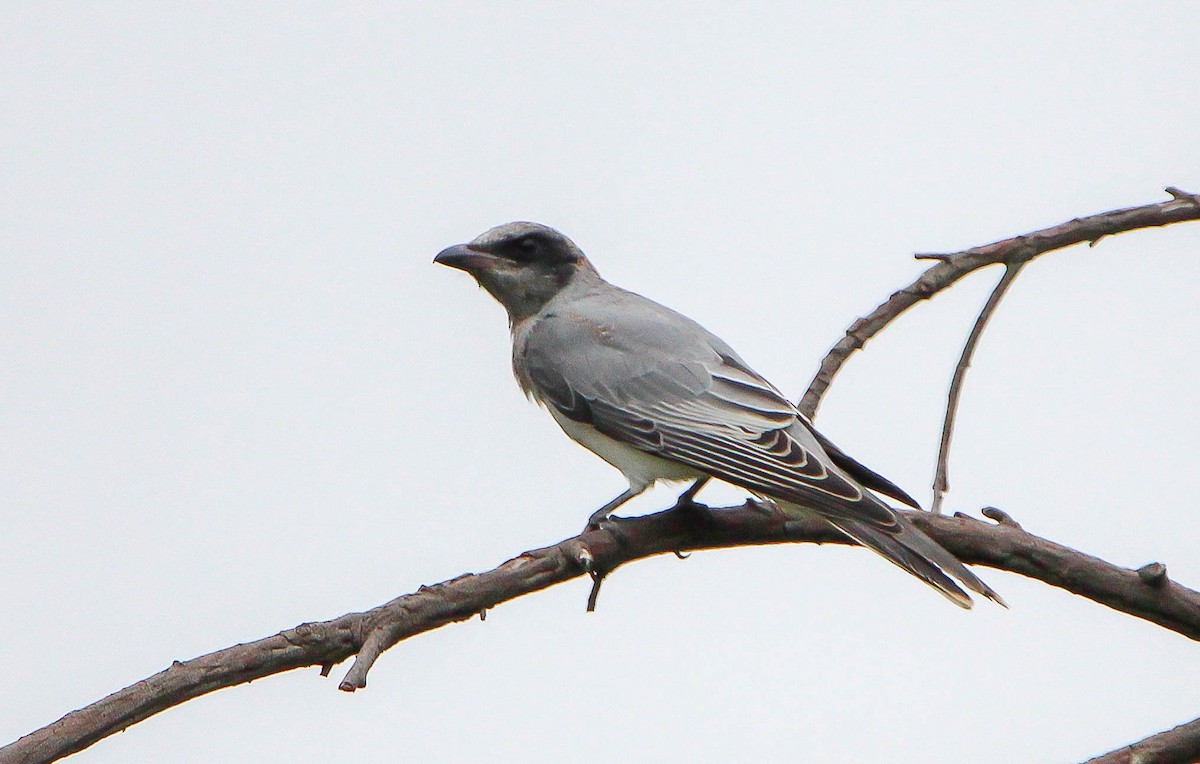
[3,3,1199,762]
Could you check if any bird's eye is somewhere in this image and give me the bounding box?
[518,237,537,254]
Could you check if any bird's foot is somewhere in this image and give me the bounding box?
[585,506,615,531]
[670,493,710,515]
[664,476,712,523]
[663,494,715,536]
[584,513,634,550]
[751,497,779,515]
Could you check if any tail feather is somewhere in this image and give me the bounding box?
[821,514,1006,609]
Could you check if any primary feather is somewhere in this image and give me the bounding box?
[437,221,1002,608]
[516,281,1003,608]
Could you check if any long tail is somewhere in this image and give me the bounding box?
[819,513,1006,609]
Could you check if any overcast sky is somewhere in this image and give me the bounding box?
[4,3,1200,762]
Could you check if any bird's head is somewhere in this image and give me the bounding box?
[434,222,598,321]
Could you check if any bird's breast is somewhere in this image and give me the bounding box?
[548,408,705,491]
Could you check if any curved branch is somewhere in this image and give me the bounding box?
[6,192,1199,763]
[6,503,1200,763]
[1082,715,1200,764]
[930,261,1027,513]
[798,187,1200,418]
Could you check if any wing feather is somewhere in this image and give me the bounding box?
[518,290,1001,607]
[532,337,899,525]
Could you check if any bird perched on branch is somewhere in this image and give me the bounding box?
[435,222,1003,608]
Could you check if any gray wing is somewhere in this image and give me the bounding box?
[522,288,1003,608]
[523,289,895,524]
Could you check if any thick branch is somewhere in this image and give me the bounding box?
[1082,715,1200,764]
[6,504,1200,763]
[798,187,1200,418]
[5,191,1199,762]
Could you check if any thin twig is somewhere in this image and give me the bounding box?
[798,187,1200,418]
[930,261,1027,513]
[4,191,1199,764]
[586,572,604,612]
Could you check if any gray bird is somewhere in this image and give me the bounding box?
[435,222,1003,608]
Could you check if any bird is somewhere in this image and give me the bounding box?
[434,221,1003,608]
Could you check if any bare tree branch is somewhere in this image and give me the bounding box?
[798,187,1200,419]
[930,262,1026,513]
[5,504,1200,764]
[1082,715,1200,764]
[4,190,1199,763]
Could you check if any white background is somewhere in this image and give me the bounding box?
[4,4,1199,762]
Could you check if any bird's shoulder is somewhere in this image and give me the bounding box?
[516,283,798,420]
[525,283,736,364]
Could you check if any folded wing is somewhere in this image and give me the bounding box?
[521,295,1002,607]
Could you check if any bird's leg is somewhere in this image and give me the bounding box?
[751,494,780,515]
[665,478,714,541]
[586,486,643,530]
[671,477,711,512]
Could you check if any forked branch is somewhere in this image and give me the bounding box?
[930,261,1026,513]
[4,190,1199,764]
[798,187,1200,419]
[6,504,1200,763]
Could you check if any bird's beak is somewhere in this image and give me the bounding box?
[434,243,496,273]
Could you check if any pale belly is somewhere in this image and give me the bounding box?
[548,408,706,491]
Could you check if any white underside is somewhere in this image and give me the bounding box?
[548,408,705,491]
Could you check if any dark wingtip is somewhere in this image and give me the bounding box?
[981,586,1009,609]
[809,429,924,510]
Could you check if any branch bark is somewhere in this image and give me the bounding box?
[797,187,1200,419]
[3,189,1199,763]
[5,504,1200,763]
[1082,715,1200,764]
